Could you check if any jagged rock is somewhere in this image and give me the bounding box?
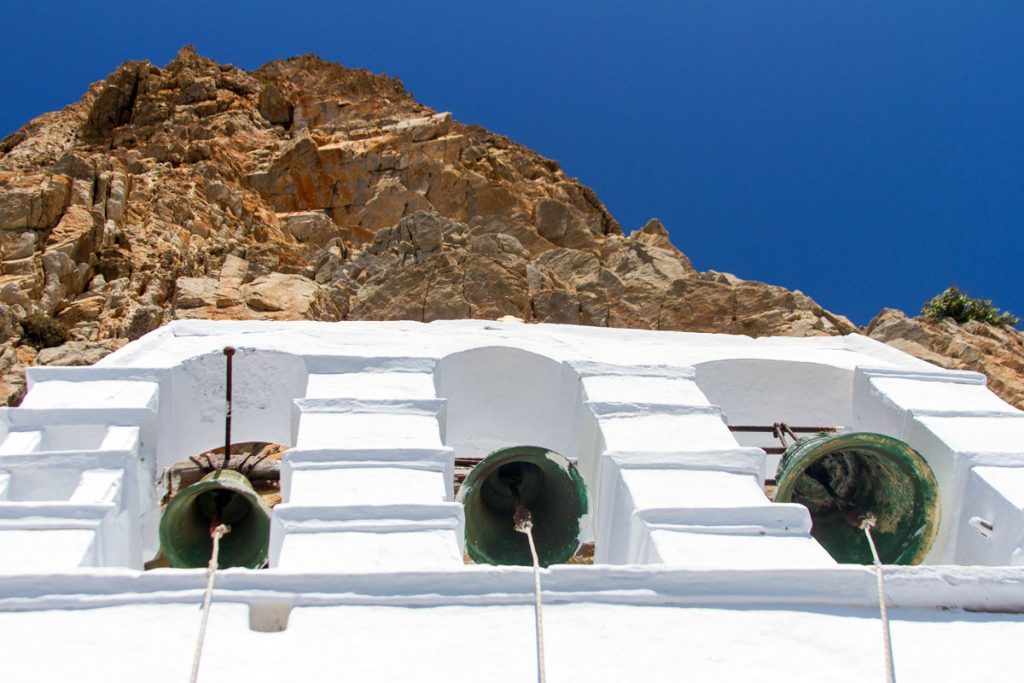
[82,62,149,141]
[56,294,104,327]
[176,76,217,105]
[243,273,341,320]
[174,277,219,309]
[534,198,599,251]
[278,210,341,247]
[0,174,70,229]
[0,46,1018,410]
[1,230,39,261]
[46,204,99,262]
[33,339,126,366]
[216,254,248,308]
[258,84,293,127]
[868,308,1024,409]
[126,305,164,340]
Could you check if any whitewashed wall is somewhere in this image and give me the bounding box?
[1,320,1023,681]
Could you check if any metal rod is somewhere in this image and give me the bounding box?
[454,456,577,467]
[773,423,789,449]
[221,347,235,474]
[780,423,801,443]
[727,425,841,433]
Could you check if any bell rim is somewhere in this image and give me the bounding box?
[774,431,941,565]
[457,445,587,567]
[158,469,272,569]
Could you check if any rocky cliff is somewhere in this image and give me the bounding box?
[1,46,1021,408]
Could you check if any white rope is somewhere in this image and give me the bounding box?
[515,509,547,683]
[189,524,230,683]
[861,514,896,683]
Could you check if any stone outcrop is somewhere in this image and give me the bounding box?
[867,309,1024,409]
[0,45,1019,409]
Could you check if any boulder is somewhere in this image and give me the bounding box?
[278,211,339,247]
[174,277,219,309]
[243,273,341,320]
[0,174,70,230]
[258,84,293,127]
[34,339,126,366]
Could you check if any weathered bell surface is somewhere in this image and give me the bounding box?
[458,446,588,567]
[775,432,940,565]
[159,468,272,569]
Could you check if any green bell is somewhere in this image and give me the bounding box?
[775,432,940,565]
[458,446,588,567]
[159,468,272,569]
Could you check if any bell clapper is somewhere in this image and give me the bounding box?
[514,503,534,534]
[502,467,535,534]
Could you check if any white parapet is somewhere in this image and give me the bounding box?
[1,320,1024,681]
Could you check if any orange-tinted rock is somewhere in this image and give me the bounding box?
[0,46,1018,410]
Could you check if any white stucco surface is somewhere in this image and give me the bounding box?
[0,529,98,570]
[19,380,158,410]
[646,529,837,567]
[288,466,447,506]
[275,529,463,571]
[1,600,1021,682]
[2,319,1024,681]
[622,469,769,509]
[305,372,437,399]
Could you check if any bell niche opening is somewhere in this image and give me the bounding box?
[774,432,940,565]
[458,446,588,567]
[149,442,285,570]
[160,468,272,569]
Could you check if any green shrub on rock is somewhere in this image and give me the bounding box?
[921,286,1019,327]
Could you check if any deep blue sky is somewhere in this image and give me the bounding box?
[2,2,1021,327]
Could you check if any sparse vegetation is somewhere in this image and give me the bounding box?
[19,314,69,349]
[921,286,1019,327]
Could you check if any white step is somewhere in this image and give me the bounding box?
[269,502,464,570]
[287,466,447,506]
[594,411,737,453]
[643,528,836,568]
[623,468,773,510]
[582,375,711,406]
[0,529,99,570]
[20,380,158,410]
[293,399,445,450]
[305,372,436,399]
[275,529,463,571]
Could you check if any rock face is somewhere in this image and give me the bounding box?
[0,45,1020,409]
[867,309,1024,409]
